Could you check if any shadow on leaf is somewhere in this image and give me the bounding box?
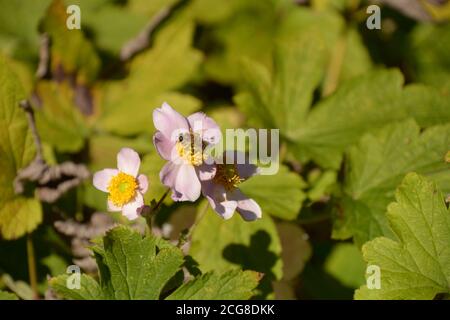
[222,230,277,298]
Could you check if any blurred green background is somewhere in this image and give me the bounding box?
[0,0,449,300]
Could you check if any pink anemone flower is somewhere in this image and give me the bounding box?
[152,102,220,202]
[200,151,262,221]
[93,148,148,220]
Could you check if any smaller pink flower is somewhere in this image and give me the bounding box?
[200,151,262,221]
[93,148,148,220]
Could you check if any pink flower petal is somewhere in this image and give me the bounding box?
[209,198,237,220]
[160,162,189,201]
[201,181,236,219]
[121,193,144,220]
[107,199,122,212]
[171,190,189,202]
[220,150,258,180]
[117,148,141,177]
[160,161,180,188]
[236,162,259,180]
[175,164,201,202]
[153,131,175,161]
[153,102,189,141]
[188,112,221,145]
[196,163,216,181]
[138,174,149,194]
[232,190,262,221]
[93,168,119,192]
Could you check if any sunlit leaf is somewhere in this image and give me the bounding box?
[167,269,260,300]
[334,120,450,246]
[240,165,307,220]
[355,173,450,300]
[0,58,41,240]
[190,201,282,298]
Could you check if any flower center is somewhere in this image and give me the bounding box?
[175,131,204,166]
[107,172,137,206]
[214,164,244,191]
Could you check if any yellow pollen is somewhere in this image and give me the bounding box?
[214,164,244,191]
[107,172,137,206]
[176,132,204,166]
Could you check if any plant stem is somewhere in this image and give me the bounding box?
[26,233,39,300]
[19,100,43,161]
[154,188,171,212]
[178,202,209,247]
[143,188,171,234]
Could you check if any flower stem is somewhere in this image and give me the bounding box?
[143,188,171,234]
[178,202,209,247]
[26,233,39,300]
[154,188,171,212]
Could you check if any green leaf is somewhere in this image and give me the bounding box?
[191,202,283,278]
[34,81,89,153]
[191,0,257,25]
[289,69,450,168]
[0,290,18,300]
[1,274,33,300]
[324,243,365,289]
[276,222,312,281]
[65,0,149,55]
[190,202,282,297]
[49,274,103,300]
[306,169,337,202]
[239,40,326,132]
[40,0,100,84]
[98,11,202,136]
[202,1,279,85]
[355,173,450,300]
[0,57,41,240]
[50,225,261,300]
[0,58,34,200]
[339,27,373,83]
[235,7,343,133]
[239,164,307,220]
[0,0,51,60]
[50,226,185,300]
[166,269,260,300]
[409,22,450,92]
[206,4,342,86]
[334,120,450,247]
[92,226,184,300]
[0,198,42,240]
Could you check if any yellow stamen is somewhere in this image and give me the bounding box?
[176,131,204,166]
[214,164,244,191]
[107,172,137,206]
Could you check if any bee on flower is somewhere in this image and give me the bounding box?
[152,102,262,221]
[152,102,221,202]
[200,151,262,221]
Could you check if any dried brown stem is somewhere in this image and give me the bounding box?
[14,100,90,203]
[35,33,50,79]
[120,0,189,61]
